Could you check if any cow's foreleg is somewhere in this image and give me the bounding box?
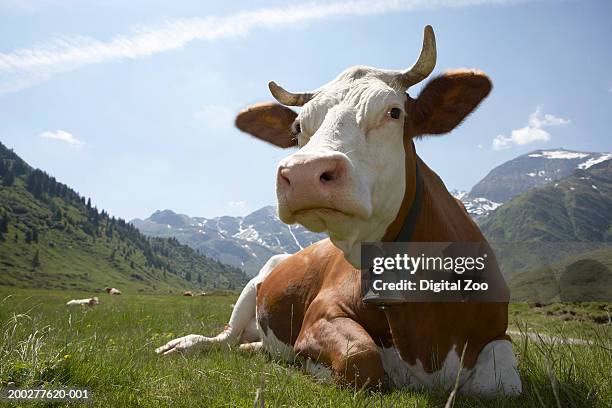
[155,254,289,355]
[239,342,263,353]
[294,317,384,390]
[155,277,258,355]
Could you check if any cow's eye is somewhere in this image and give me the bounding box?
[291,121,301,136]
[388,107,402,120]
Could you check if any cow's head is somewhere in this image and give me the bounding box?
[236,26,491,267]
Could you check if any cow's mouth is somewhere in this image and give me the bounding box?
[293,207,353,218]
[279,203,364,234]
[292,207,352,233]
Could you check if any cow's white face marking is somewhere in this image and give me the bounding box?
[277,67,409,267]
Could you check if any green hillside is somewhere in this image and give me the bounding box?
[508,246,612,302]
[0,142,248,293]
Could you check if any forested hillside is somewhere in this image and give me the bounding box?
[0,142,248,292]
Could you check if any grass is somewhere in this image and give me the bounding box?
[0,287,610,407]
[508,302,611,336]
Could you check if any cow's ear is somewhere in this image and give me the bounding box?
[407,70,491,137]
[235,102,298,148]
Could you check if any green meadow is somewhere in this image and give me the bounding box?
[0,288,610,407]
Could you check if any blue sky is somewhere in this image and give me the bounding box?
[0,0,610,221]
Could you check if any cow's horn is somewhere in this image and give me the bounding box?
[268,81,314,107]
[399,25,437,89]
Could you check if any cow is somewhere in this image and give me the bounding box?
[66,297,99,307]
[156,26,521,396]
[105,287,122,295]
[183,291,194,297]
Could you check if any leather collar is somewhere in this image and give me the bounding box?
[393,158,423,242]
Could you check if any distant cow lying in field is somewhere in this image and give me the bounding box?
[183,291,193,296]
[105,287,122,295]
[157,26,521,396]
[66,297,99,307]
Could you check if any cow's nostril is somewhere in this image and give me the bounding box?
[279,168,291,187]
[320,171,334,183]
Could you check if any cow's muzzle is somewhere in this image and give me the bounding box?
[276,153,370,225]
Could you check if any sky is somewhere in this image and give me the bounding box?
[0,0,611,221]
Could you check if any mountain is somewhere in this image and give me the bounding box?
[0,142,248,292]
[468,149,612,203]
[480,158,612,243]
[477,157,612,299]
[131,206,325,276]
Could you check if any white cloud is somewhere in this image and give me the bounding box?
[0,0,524,95]
[527,107,570,128]
[492,135,511,150]
[229,200,247,209]
[492,107,569,151]
[39,129,83,145]
[193,105,234,129]
[493,127,550,150]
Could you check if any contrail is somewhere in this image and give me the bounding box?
[0,0,522,95]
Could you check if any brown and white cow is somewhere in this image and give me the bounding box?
[156,26,521,396]
[105,287,122,295]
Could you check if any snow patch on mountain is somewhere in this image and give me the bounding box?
[450,190,502,219]
[528,150,589,159]
[579,153,612,170]
[235,226,262,244]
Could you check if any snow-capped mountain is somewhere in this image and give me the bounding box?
[453,149,611,220]
[131,206,325,277]
[468,149,612,204]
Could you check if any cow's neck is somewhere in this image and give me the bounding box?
[382,141,485,243]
